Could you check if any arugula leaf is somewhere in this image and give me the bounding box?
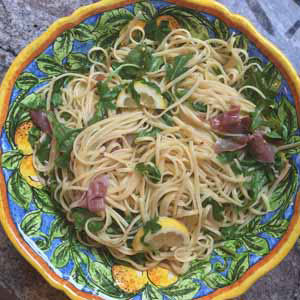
[242,61,281,105]
[217,151,241,164]
[145,20,171,43]
[162,91,175,104]
[245,170,268,202]
[161,91,175,126]
[231,162,243,175]
[135,162,161,183]
[149,56,164,72]
[265,131,282,140]
[175,88,189,99]
[28,126,41,147]
[250,103,266,131]
[166,53,193,81]
[88,220,104,233]
[55,154,71,169]
[136,127,161,139]
[112,62,141,80]
[116,45,164,80]
[116,45,161,80]
[47,112,82,168]
[141,217,162,246]
[202,198,224,222]
[128,81,141,106]
[130,253,147,266]
[140,79,161,94]
[192,102,208,112]
[278,96,298,139]
[71,208,104,233]
[126,44,152,70]
[89,81,122,124]
[51,77,70,107]
[161,112,174,126]
[97,81,121,108]
[36,135,51,164]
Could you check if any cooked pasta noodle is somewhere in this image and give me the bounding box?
[31,18,290,275]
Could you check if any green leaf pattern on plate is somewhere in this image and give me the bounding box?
[1,1,299,299]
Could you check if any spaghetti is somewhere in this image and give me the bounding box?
[29,18,291,274]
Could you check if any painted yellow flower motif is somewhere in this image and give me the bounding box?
[112,265,148,294]
[148,266,178,287]
[14,120,33,155]
[112,265,178,293]
[20,155,43,189]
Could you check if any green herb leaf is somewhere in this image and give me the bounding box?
[89,81,123,125]
[135,162,161,183]
[149,56,164,72]
[126,44,153,70]
[192,102,208,112]
[47,112,82,168]
[166,53,193,81]
[36,135,51,164]
[202,198,224,222]
[141,217,162,245]
[278,96,298,139]
[265,131,283,140]
[161,112,174,126]
[128,81,141,106]
[88,220,104,233]
[246,170,268,202]
[130,253,147,266]
[217,151,241,164]
[117,45,162,79]
[71,208,104,233]
[97,81,120,107]
[140,79,161,94]
[51,77,73,108]
[136,127,161,139]
[250,103,266,131]
[28,127,41,147]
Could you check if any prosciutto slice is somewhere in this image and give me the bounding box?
[248,133,275,164]
[30,111,52,134]
[215,136,249,153]
[210,106,251,134]
[72,175,109,213]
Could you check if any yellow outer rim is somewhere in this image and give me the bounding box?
[1,1,300,300]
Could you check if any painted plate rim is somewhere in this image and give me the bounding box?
[1,1,300,300]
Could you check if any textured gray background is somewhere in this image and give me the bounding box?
[0,1,300,300]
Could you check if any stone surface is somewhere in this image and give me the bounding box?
[0,1,300,300]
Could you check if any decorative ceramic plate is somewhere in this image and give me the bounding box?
[1,1,300,300]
